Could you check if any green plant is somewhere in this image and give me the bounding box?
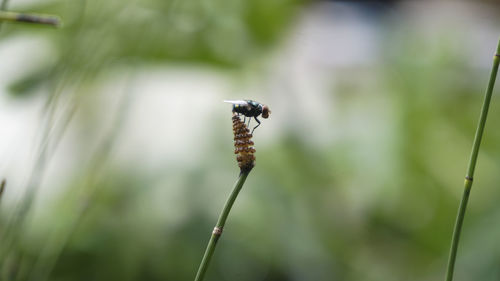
[194,114,257,281]
[0,10,60,26]
[0,179,5,203]
[445,38,500,281]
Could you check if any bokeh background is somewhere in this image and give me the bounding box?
[1,0,500,280]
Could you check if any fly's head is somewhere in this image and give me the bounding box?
[261,105,271,119]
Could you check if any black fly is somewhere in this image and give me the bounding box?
[224,100,271,134]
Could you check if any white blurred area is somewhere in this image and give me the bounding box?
[0,0,498,206]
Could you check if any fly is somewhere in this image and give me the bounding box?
[223,100,271,134]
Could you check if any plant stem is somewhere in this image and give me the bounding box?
[0,10,60,26]
[0,179,5,203]
[194,171,250,281]
[0,0,8,10]
[445,39,500,281]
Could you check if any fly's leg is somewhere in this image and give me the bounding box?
[251,117,261,134]
[243,116,246,124]
[247,117,251,127]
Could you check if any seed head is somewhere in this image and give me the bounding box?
[232,115,255,173]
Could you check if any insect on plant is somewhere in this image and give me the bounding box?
[223,100,271,134]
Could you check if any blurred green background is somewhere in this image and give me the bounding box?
[1,0,500,280]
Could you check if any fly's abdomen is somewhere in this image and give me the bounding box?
[232,104,248,116]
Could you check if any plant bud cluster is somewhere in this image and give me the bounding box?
[232,115,255,172]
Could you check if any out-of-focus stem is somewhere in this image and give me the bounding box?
[445,38,500,281]
[0,10,60,26]
[1,0,9,11]
[0,179,5,203]
[194,171,250,281]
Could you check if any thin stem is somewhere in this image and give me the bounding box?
[0,0,8,32]
[194,171,250,281]
[0,0,9,10]
[0,0,8,10]
[0,179,5,203]
[445,39,500,281]
[0,11,60,26]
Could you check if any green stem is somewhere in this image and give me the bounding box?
[0,0,9,32]
[0,10,60,26]
[0,179,5,203]
[194,171,250,281]
[445,39,500,281]
[1,0,9,11]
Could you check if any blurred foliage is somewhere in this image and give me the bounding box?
[2,0,299,97]
[1,1,500,281]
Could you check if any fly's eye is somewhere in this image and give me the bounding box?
[262,106,270,118]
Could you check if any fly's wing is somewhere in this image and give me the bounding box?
[223,100,249,105]
[224,100,252,111]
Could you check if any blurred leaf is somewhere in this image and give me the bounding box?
[7,67,51,97]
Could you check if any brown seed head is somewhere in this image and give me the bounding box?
[232,114,255,173]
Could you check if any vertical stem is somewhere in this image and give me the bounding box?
[0,0,8,10]
[194,171,250,281]
[0,0,9,32]
[0,179,5,203]
[445,39,500,281]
